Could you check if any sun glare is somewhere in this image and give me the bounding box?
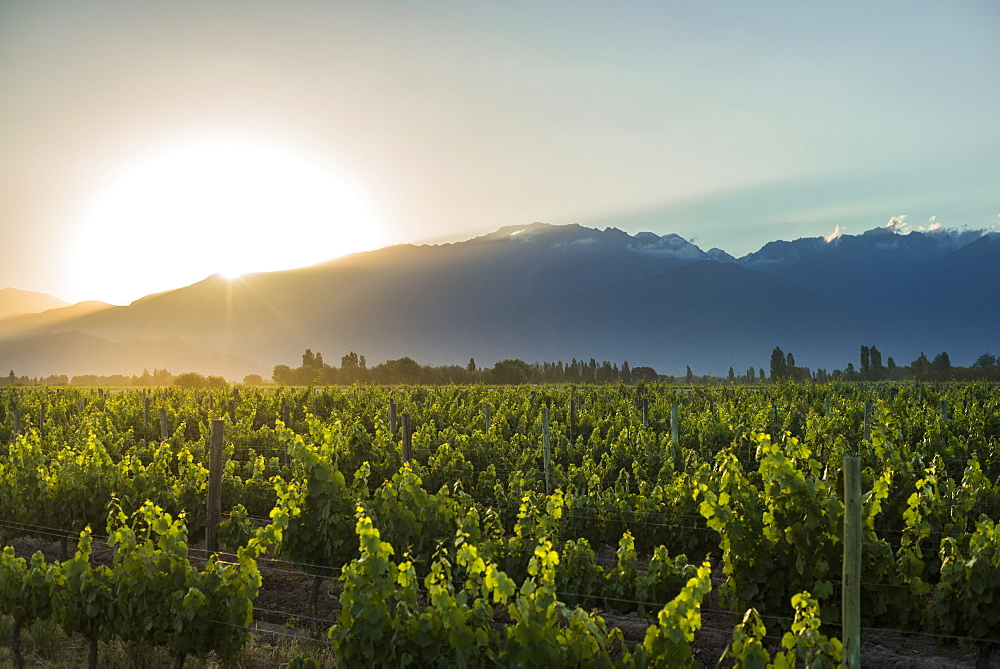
[73,139,383,304]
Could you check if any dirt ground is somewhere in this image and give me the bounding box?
[4,536,985,667]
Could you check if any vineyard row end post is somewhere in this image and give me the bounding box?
[842,456,862,668]
[542,406,552,495]
[205,419,225,554]
[401,412,412,464]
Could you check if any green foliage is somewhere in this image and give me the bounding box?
[698,433,842,626]
[934,516,1000,648]
[107,501,265,662]
[720,609,771,668]
[3,381,1000,664]
[771,592,843,668]
[630,561,713,668]
[0,547,55,627]
[52,528,115,646]
[275,421,357,576]
[217,502,253,549]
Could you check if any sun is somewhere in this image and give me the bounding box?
[72,139,383,304]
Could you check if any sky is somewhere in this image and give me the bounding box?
[1,0,998,304]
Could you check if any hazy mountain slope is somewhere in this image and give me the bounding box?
[0,300,114,340]
[733,226,1000,365]
[486,261,881,373]
[0,288,69,319]
[738,227,999,317]
[0,331,264,379]
[43,224,715,364]
[2,222,996,377]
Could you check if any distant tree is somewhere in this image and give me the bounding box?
[272,364,293,385]
[770,347,787,381]
[759,368,765,381]
[174,372,208,389]
[911,352,931,380]
[974,354,998,369]
[372,357,423,384]
[490,359,534,385]
[243,374,265,386]
[205,375,228,389]
[860,346,871,378]
[621,361,632,383]
[932,351,952,380]
[631,366,658,382]
[302,349,316,368]
[467,357,477,374]
[870,346,883,380]
[685,366,694,384]
[728,367,735,383]
[314,352,324,368]
[341,352,360,370]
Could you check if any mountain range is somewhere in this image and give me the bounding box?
[1,222,997,378]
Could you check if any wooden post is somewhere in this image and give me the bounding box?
[569,399,575,444]
[542,406,552,495]
[530,391,537,404]
[670,403,679,444]
[78,396,86,412]
[940,399,948,425]
[39,402,46,436]
[671,403,681,471]
[281,404,291,466]
[483,403,491,432]
[401,413,412,465]
[825,396,831,417]
[842,456,862,668]
[642,398,649,428]
[863,403,872,442]
[403,413,413,464]
[12,409,20,436]
[205,419,225,554]
[144,396,151,433]
[389,400,397,437]
[159,408,168,441]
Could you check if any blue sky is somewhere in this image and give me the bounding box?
[1,0,997,300]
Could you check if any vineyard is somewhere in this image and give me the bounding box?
[1,383,1000,667]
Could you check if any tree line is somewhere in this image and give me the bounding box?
[766,346,1000,383]
[271,350,660,386]
[4,345,998,388]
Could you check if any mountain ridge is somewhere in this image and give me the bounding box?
[1,221,996,377]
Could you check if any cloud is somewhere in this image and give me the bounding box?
[885,215,909,233]
[824,225,846,243]
[917,216,942,232]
